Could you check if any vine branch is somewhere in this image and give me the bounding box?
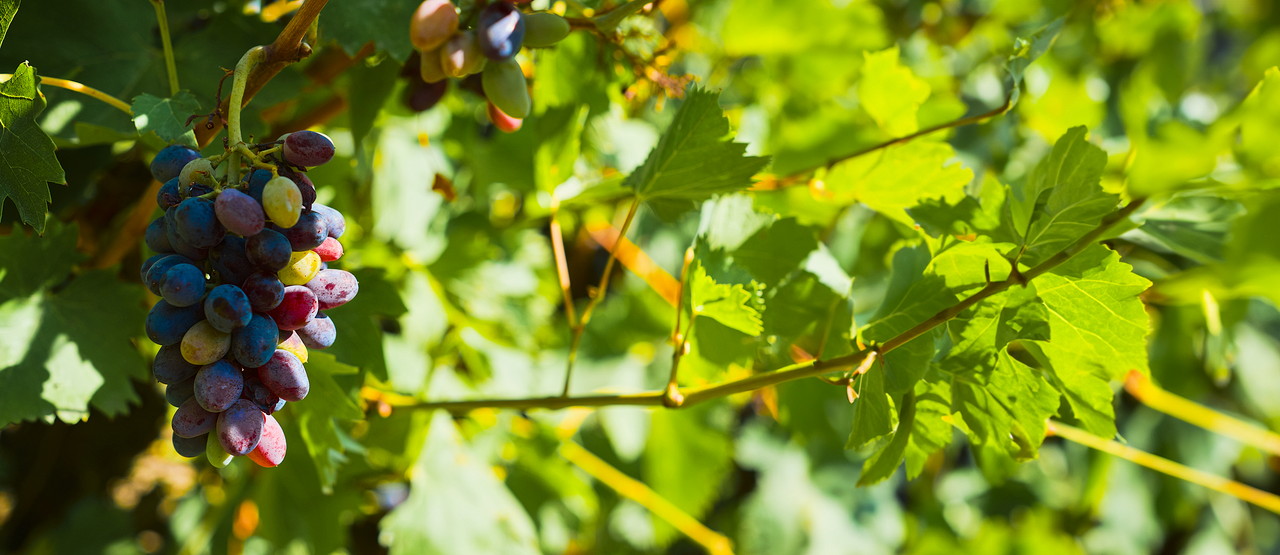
[0,74,133,115]
[410,199,1146,413]
[149,0,180,96]
[193,0,328,148]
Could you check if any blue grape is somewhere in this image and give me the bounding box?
[145,217,173,253]
[160,263,207,307]
[172,197,226,249]
[153,344,199,384]
[157,177,182,209]
[310,203,346,239]
[217,399,265,455]
[246,229,292,272]
[141,254,166,283]
[258,349,309,401]
[194,360,244,412]
[210,235,255,286]
[243,273,285,312]
[245,169,272,204]
[172,397,218,438]
[232,313,279,368]
[150,145,202,183]
[204,284,253,332]
[186,183,214,198]
[275,210,327,251]
[298,312,336,349]
[478,1,525,61]
[145,254,192,294]
[282,130,335,167]
[172,433,207,458]
[145,300,204,346]
[164,210,210,261]
[166,375,196,407]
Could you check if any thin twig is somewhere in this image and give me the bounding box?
[1125,370,1280,457]
[411,199,1145,412]
[663,247,695,407]
[149,0,180,96]
[550,194,579,328]
[562,198,641,397]
[0,74,133,115]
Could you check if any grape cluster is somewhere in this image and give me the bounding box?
[405,0,570,131]
[141,132,358,468]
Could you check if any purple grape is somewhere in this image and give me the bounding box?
[210,236,255,286]
[145,300,204,346]
[275,211,327,251]
[242,374,283,414]
[172,397,218,438]
[173,433,207,458]
[245,169,272,204]
[246,229,292,272]
[172,197,226,249]
[258,350,309,401]
[243,273,285,312]
[406,79,448,112]
[215,188,266,236]
[232,313,279,369]
[150,145,202,183]
[306,269,359,310]
[282,170,317,211]
[477,1,525,61]
[282,130,335,167]
[217,399,265,456]
[166,376,196,407]
[153,344,199,384]
[194,360,244,412]
[204,284,253,332]
[268,286,318,331]
[157,177,182,209]
[298,312,336,349]
[160,263,207,308]
[310,203,346,239]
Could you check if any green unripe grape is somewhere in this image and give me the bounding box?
[523,13,570,47]
[420,47,448,83]
[181,320,231,365]
[441,30,486,78]
[482,59,530,119]
[178,158,214,195]
[263,176,303,228]
[207,431,234,468]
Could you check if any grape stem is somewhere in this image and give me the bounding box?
[149,0,181,96]
[0,74,132,115]
[226,46,266,187]
[411,198,1145,412]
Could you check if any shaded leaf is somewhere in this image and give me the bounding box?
[131,91,200,147]
[0,63,65,233]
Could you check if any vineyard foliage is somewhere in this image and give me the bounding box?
[2,0,1280,553]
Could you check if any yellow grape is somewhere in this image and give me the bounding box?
[181,320,230,365]
[409,0,459,52]
[441,30,486,78]
[263,176,303,228]
[420,47,448,83]
[278,331,310,363]
[278,251,322,286]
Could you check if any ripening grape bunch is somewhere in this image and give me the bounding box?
[140,131,358,468]
[405,0,570,131]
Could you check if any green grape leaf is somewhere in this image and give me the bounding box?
[291,352,364,491]
[847,362,893,448]
[859,46,931,136]
[688,261,763,336]
[904,379,954,479]
[131,91,199,147]
[826,140,973,225]
[858,388,915,485]
[1012,126,1117,265]
[1237,66,1280,176]
[625,87,769,218]
[0,270,146,426]
[321,0,417,62]
[1026,244,1152,436]
[0,0,16,49]
[325,268,409,383]
[380,411,539,555]
[0,220,81,302]
[732,218,820,286]
[1,63,66,233]
[644,404,734,546]
[761,268,854,365]
[950,350,1059,463]
[535,104,588,192]
[1005,18,1064,107]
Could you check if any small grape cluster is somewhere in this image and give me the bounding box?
[141,131,357,468]
[404,0,570,131]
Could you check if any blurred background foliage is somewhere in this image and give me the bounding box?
[1,0,1280,553]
